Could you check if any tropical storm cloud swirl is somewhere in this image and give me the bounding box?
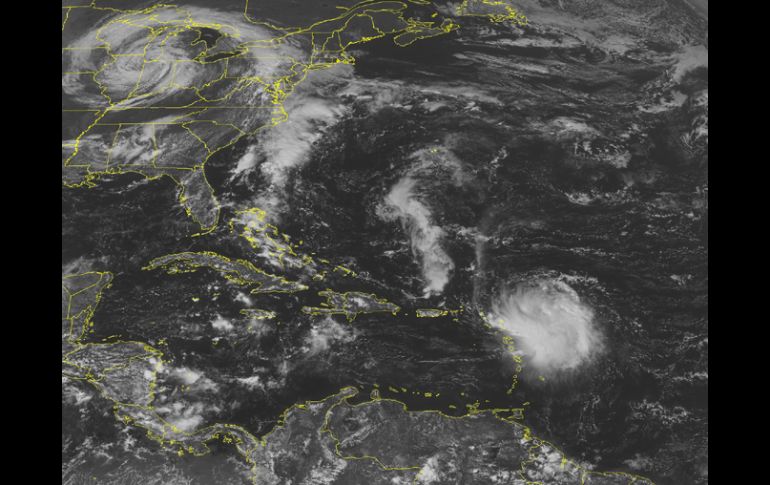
[62,1,707,484]
[489,279,603,374]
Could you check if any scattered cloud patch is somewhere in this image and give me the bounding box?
[211,314,234,332]
[671,44,708,82]
[379,177,455,297]
[303,317,356,355]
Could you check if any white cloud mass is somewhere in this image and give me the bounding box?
[380,177,455,297]
[489,280,603,374]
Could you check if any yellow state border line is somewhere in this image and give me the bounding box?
[62,0,467,233]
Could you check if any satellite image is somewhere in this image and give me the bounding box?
[61,1,708,484]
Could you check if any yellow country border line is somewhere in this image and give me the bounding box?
[317,387,653,485]
[142,250,309,294]
[61,3,652,482]
[63,1,466,233]
[456,0,528,25]
[62,272,113,342]
[61,267,652,484]
[62,272,262,467]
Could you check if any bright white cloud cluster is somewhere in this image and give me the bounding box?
[304,317,356,355]
[489,280,603,374]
